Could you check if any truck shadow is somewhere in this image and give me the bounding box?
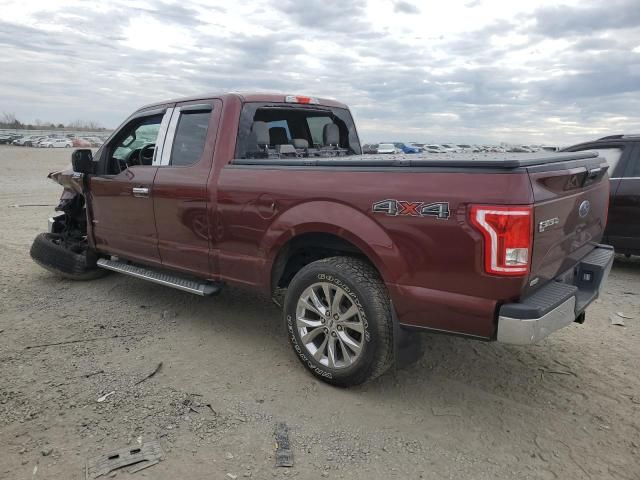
[613,253,640,272]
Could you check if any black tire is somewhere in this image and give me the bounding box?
[284,256,394,387]
[30,233,108,281]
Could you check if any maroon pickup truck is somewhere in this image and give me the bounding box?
[31,93,614,386]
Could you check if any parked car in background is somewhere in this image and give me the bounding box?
[26,136,47,147]
[377,143,400,154]
[394,142,421,154]
[562,134,640,256]
[73,137,92,148]
[84,137,104,147]
[440,144,458,153]
[362,143,379,154]
[35,137,54,148]
[13,135,34,146]
[0,134,15,144]
[424,144,444,153]
[508,145,533,153]
[40,138,73,148]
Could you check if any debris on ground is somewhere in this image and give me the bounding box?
[431,406,462,417]
[616,312,635,319]
[274,422,294,467]
[134,362,163,386]
[97,391,115,403]
[85,440,163,479]
[610,314,626,326]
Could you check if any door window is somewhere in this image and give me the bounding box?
[169,111,211,167]
[108,115,164,173]
[623,146,640,177]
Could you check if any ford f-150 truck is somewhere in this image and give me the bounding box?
[30,93,614,387]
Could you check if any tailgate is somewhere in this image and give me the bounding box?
[527,154,610,293]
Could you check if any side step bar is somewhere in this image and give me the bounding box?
[97,258,221,296]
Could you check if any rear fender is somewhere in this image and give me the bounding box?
[260,200,407,290]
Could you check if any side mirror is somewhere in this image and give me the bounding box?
[71,149,94,174]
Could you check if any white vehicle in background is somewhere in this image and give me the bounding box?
[439,144,459,153]
[377,143,400,154]
[40,138,73,148]
[424,144,444,153]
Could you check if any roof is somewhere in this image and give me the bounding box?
[139,92,349,111]
[596,134,640,141]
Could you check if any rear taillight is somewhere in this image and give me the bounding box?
[470,205,533,276]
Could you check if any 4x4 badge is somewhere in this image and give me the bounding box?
[372,199,450,219]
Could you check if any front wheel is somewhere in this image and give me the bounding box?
[30,233,108,280]
[284,256,394,387]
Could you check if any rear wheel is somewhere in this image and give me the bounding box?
[284,256,394,387]
[30,232,107,280]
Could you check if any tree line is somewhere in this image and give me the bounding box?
[1,112,106,131]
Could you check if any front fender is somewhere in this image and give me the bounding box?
[260,200,407,288]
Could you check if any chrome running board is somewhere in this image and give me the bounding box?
[97,258,221,296]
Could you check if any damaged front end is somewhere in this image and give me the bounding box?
[47,167,90,254]
[30,150,106,280]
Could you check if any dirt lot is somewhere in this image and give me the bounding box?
[0,145,638,480]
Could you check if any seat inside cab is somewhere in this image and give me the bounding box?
[243,106,355,159]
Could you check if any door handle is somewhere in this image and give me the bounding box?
[132,187,150,198]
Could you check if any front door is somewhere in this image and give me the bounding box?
[152,100,221,277]
[89,108,173,265]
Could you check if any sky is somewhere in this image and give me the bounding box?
[1,0,639,145]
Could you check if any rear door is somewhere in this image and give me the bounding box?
[563,142,631,246]
[610,143,640,253]
[526,155,610,290]
[152,99,221,277]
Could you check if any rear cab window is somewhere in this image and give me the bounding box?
[234,103,361,160]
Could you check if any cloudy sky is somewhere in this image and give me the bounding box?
[1,0,639,144]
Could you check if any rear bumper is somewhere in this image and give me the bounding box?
[497,244,614,345]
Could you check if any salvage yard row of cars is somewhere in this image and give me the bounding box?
[0,132,107,148]
[363,142,558,154]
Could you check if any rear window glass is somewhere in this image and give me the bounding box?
[170,111,211,167]
[306,116,333,145]
[234,103,361,160]
[581,148,624,176]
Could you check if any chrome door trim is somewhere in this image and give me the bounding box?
[160,107,182,166]
[152,107,175,166]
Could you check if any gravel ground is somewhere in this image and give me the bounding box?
[0,145,638,480]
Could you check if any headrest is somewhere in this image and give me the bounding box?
[323,123,339,146]
[269,127,288,146]
[251,121,269,145]
[291,138,309,149]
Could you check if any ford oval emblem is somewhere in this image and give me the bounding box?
[578,200,590,218]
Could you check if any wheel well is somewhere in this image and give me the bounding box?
[271,233,372,292]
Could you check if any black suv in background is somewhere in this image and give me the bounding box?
[563,135,640,256]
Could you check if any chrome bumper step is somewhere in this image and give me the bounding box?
[97,258,221,296]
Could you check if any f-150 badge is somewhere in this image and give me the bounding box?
[372,199,450,219]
